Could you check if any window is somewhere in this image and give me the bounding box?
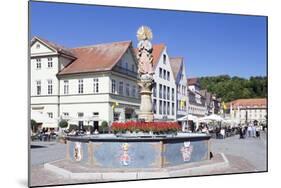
[163,101,166,115]
[112,79,116,94]
[78,79,83,94]
[132,85,136,98]
[36,59,41,69]
[47,112,53,118]
[167,87,170,100]
[36,44,40,49]
[47,80,53,95]
[125,62,128,70]
[163,70,166,80]
[119,81,124,95]
[36,80,41,95]
[172,103,175,115]
[177,85,180,93]
[163,86,166,99]
[64,80,69,94]
[93,112,99,116]
[167,71,170,81]
[159,68,163,78]
[167,102,170,115]
[93,78,99,93]
[163,54,167,64]
[47,58,53,68]
[153,84,157,97]
[78,112,84,117]
[132,64,135,72]
[172,88,175,100]
[153,99,157,114]
[63,112,69,117]
[159,84,162,98]
[159,100,163,114]
[126,83,130,96]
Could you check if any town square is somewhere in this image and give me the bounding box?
[29,1,267,187]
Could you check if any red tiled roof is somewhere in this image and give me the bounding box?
[227,98,267,108]
[58,41,132,75]
[134,44,166,70]
[32,36,75,58]
[170,57,183,78]
[187,77,199,86]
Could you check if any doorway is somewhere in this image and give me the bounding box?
[93,121,99,132]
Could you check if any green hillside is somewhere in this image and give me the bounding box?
[198,75,267,102]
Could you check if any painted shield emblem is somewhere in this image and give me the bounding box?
[74,142,82,162]
[120,143,130,166]
[180,141,193,162]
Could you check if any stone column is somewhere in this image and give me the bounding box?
[136,26,155,122]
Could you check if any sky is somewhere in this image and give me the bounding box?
[30,1,267,78]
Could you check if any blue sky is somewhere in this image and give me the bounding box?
[30,1,267,78]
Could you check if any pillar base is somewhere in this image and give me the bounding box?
[138,112,154,122]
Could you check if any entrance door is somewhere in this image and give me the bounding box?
[93,121,99,132]
[78,121,84,131]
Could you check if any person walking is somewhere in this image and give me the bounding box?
[247,125,252,138]
[252,125,256,137]
[239,126,243,139]
[256,125,261,138]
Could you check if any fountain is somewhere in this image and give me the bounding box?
[65,26,211,169]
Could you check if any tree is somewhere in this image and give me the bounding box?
[31,119,38,133]
[199,75,267,102]
[101,121,108,133]
[59,119,68,129]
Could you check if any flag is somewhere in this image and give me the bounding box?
[222,101,227,110]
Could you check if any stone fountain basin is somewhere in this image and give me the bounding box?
[66,133,211,169]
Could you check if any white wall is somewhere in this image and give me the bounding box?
[152,47,177,120]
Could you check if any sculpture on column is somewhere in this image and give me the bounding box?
[136,26,155,122]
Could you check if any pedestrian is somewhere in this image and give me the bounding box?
[220,128,225,139]
[239,126,244,139]
[252,125,256,137]
[256,125,261,138]
[247,125,252,138]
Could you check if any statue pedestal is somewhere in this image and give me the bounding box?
[138,77,154,122]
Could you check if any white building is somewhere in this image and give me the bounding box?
[187,78,207,117]
[227,98,267,124]
[30,37,140,130]
[170,57,188,119]
[149,44,177,120]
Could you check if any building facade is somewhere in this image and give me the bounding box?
[150,44,177,120]
[31,37,140,129]
[200,89,221,115]
[187,78,207,117]
[170,57,188,119]
[226,98,267,124]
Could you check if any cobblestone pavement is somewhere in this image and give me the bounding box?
[211,131,267,171]
[30,141,66,166]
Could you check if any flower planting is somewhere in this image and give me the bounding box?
[111,121,181,134]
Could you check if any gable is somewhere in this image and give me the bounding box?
[31,40,56,55]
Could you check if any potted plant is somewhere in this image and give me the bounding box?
[101,121,108,134]
[58,119,68,144]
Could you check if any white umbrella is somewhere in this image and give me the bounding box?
[31,111,58,128]
[177,114,198,122]
[199,114,224,122]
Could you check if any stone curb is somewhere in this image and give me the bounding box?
[44,153,229,180]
